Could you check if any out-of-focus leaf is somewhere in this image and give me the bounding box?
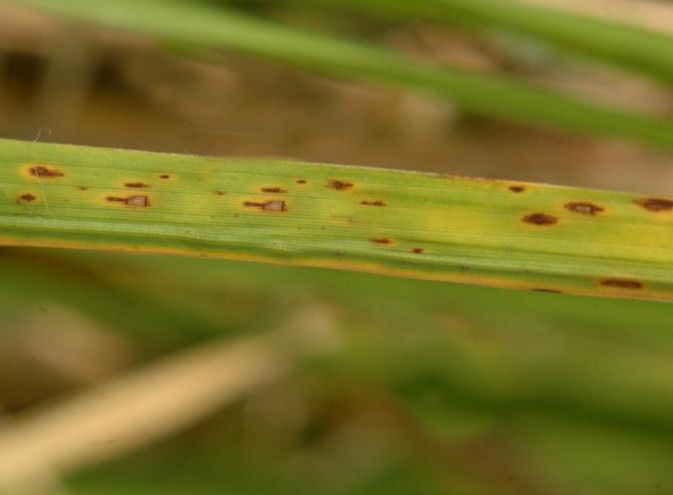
[10,0,673,148]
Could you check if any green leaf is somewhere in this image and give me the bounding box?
[3,137,673,301]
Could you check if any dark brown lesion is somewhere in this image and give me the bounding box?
[106,195,151,207]
[261,187,287,193]
[214,191,225,196]
[600,278,643,289]
[296,179,307,184]
[76,186,88,191]
[124,182,150,189]
[634,197,673,212]
[411,247,424,254]
[243,200,287,212]
[522,213,558,226]
[509,186,525,193]
[564,202,604,215]
[532,288,562,294]
[369,237,392,245]
[159,174,171,179]
[16,193,36,204]
[28,165,64,178]
[361,200,386,207]
[328,179,353,191]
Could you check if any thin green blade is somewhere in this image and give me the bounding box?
[295,0,673,87]
[10,0,673,150]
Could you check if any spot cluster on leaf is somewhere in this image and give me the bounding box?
[17,193,36,204]
[600,279,643,289]
[564,202,604,215]
[634,197,673,212]
[243,200,287,212]
[106,195,151,207]
[29,165,64,178]
[523,213,558,226]
[328,179,353,191]
[370,238,392,245]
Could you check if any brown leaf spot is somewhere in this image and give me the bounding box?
[564,202,604,215]
[634,197,673,212]
[328,180,353,191]
[243,200,287,212]
[17,193,36,204]
[370,238,392,245]
[533,288,562,294]
[361,200,386,207]
[411,247,424,254]
[159,174,171,179]
[106,195,151,207]
[261,187,287,193]
[509,186,525,193]
[77,186,88,191]
[29,165,64,178]
[522,213,558,226]
[214,191,225,196]
[296,179,307,184]
[600,279,643,289]
[124,182,149,189]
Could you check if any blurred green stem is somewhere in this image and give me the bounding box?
[292,0,673,87]
[11,0,673,149]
